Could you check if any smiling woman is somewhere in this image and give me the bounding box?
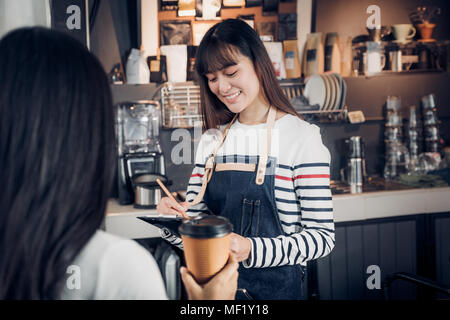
[195,19,300,131]
[157,19,335,300]
[205,54,262,115]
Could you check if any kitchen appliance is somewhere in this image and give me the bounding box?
[116,100,168,207]
[134,174,171,209]
[153,240,182,300]
[341,136,367,193]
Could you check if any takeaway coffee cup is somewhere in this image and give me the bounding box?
[179,215,233,284]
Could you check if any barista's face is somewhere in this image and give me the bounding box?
[205,52,263,114]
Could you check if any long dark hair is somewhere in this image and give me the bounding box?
[0,27,116,299]
[195,19,299,131]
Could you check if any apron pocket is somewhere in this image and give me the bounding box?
[240,199,253,236]
[251,200,260,235]
[240,199,260,237]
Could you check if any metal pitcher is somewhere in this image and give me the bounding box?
[340,136,367,193]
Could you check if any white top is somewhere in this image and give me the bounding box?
[60,230,168,300]
[163,113,335,268]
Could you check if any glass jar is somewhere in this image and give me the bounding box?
[384,142,411,179]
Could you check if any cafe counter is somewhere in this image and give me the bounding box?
[105,186,450,239]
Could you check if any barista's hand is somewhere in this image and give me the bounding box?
[180,255,239,300]
[229,233,252,262]
[156,197,189,216]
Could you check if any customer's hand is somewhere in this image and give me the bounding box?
[229,232,251,262]
[180,255,239,300]
[156,197,189,216]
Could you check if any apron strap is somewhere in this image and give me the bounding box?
[189,107,276,206]
[255,106,276,185]
[216,163,256,172]
[189,113,239,206]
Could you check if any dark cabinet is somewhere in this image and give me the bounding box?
[434,213,450,299]
[309,213,450,300]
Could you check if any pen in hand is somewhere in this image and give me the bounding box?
[156,178,190,219]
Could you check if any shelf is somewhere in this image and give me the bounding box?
[346,69,447,79]
[352,39,450,49]
[158,3,296,22]
[157,3,297,46]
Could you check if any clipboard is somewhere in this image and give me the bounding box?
[138,215,183,238]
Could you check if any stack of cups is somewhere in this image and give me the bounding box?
[385,96,403,143]
[406,106,422,174]
[384,96,410,179]
[407,106,423,158]
[421,94,440,153]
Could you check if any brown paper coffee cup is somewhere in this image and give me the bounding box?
[181,233,230,284]
[179,215,233,284]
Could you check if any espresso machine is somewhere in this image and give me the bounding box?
[116,100,168,207]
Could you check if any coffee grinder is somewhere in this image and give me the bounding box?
[116,100,167,206]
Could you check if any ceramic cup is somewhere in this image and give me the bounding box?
[392,24,416,42]
[364,51,386,74]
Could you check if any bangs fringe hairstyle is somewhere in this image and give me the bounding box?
[195,19,300,131]
[0,27,116,299]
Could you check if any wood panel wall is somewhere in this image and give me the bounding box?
[316,218,418,299]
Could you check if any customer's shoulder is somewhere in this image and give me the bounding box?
[77,230,159,283]
[85,229,125,247]
[85,230,146,255]
[62,230,167,300]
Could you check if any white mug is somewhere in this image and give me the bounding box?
[392,24,416,42]
[364,42,386,75]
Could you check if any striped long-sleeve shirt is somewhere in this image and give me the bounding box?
[162,114,335,268]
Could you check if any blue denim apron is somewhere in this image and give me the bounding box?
[197,107,305,300]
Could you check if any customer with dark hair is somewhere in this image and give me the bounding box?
[158,19,335,300]
[0,27,238,300]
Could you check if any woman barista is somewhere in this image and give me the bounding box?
[158,19,335,300]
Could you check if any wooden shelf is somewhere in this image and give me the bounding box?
[157,3,297,47]
[158,2,296,20]
[344,69,447,79]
